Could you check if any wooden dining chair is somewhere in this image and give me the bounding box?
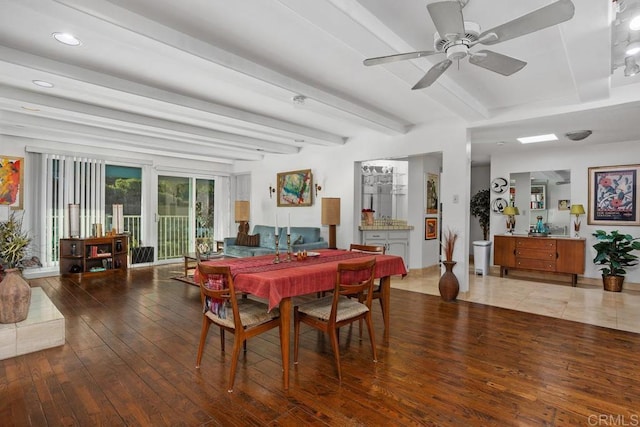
[293,258,377,381]
[195,263,281,392]
[349,244,385,335]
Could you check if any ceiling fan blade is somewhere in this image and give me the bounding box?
[468,50,527,76]
[363,51,440,66]
[479,0,575,46]
[412,59,452,90]
[426,0,465,40]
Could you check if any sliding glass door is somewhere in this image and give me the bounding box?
[157,175,215,260]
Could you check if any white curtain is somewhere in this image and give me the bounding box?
[30,153,105,267]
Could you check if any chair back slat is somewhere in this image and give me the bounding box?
[349,243,385,255]
[330,258,376,319]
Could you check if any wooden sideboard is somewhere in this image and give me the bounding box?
[60,236,128,277]
[493,235,585,285]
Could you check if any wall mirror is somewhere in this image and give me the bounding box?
[509,170,571,235]
[360,160,408,220]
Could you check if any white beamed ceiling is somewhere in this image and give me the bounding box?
[1,0,639,164]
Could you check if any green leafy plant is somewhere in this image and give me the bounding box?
[592,230,640,277]
[470,189,490,240]
[0,212,31,270]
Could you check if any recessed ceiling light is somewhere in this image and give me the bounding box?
[517,134,558,144]
[52,32,81,46]
[630,15,640,31]
[32,80,54,88]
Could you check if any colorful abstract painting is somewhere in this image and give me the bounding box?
[588,164,640,225]
[277,169,313,207]
[0,156,23,210]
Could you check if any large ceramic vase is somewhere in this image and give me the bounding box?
[439,261,459,302]
[0,268,32,323]
[603,275,624,292]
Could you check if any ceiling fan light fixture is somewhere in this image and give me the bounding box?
[625,40,640,55]
[517,134,558,144]
[624,56,640,76]
[565,130,592,141]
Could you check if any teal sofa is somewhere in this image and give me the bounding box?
[223,225,328,258]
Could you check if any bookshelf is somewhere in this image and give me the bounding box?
[59,235,128,276]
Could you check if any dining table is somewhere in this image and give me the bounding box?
[196,248,407,389]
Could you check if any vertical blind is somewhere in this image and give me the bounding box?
[38,154,105,267]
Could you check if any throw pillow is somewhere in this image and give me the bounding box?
[262,232,277,249]
[245,234,260,247]
[279,232,303,246]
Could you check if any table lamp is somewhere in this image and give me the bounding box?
[502,206,519,234]
[570,204,585,237]
[321,197,340,249]
[234,200,250,234]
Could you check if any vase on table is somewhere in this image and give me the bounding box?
[438,261,459,302]
[0,268,32,323]
[363,211,374,226]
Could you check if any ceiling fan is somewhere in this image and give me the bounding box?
[363,0,575,89]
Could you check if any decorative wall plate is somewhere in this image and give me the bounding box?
[491,197,508,214]
[490,177,509,194]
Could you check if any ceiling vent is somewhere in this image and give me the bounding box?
[565,130,592,141]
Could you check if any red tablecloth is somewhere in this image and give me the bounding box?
[196,249,407,310]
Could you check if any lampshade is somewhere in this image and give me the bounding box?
[234,200,250,222]
[502,206,518,216]
[570,204,585,215]
[69,204,80,238]
[321,198,340,225]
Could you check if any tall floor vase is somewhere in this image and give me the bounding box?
[438,261,459,302]
[0,269,31,323]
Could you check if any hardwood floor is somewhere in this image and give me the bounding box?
[2,264,639,426]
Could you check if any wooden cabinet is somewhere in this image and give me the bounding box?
[493,235,585,285]
[60,236,128,277]
[362,229,409,269]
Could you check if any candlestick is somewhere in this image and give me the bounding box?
[273,237,281,264]
[286,233,292,262]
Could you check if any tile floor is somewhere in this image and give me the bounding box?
[391,265,640,334]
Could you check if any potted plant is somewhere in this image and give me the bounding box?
[470,189,490,240]
[0,212,32,323]
[439,228,459,301]
[592,229,640,292]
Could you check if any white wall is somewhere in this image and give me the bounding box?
[469,164,490,252]
[491,139,640,283]
[235,120,472,290]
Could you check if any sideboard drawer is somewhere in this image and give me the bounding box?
[516,249,555,260]
[517,258,556,271]
[516,238,556,250]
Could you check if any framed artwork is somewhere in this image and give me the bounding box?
[277,169,313,207]
[0,156,24,210]
[558,199,570,211]
[491,177,509,194]
[491,197,508,214]
[425,173,439,214]
[588,164,640,225]
[425,217,437,240]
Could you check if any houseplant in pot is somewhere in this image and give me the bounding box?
[0,212,32,323]
[470,189,490,240]
[439,228,459,301]
[592,229,640,292]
